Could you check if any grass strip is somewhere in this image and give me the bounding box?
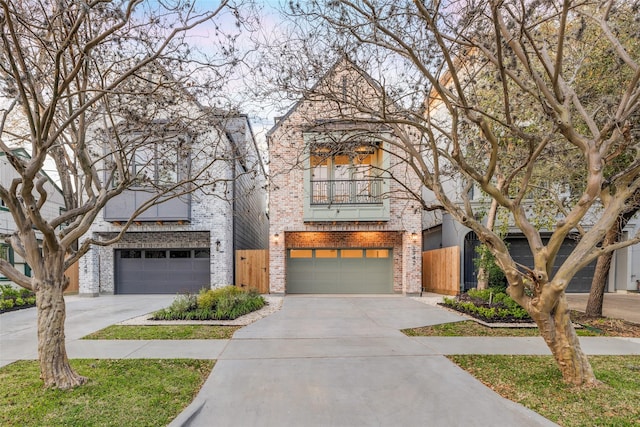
[0,359,214,426]
[83,324,241,340]
[402,320,600,337]
[449,355,640,427]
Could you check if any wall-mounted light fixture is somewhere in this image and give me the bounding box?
[215,240,221,252]
[273,233,280,244]
[411,232,418,242]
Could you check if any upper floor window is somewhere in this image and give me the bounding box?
[309,142,383,205]
[112,137,190,188]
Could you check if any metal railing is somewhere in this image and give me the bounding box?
[310,179,383,205]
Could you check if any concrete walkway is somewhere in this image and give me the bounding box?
[2,295,639,426]
[168,296,638,427]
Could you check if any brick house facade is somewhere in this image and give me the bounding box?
[79,114,268,295]
[267,59,422,295]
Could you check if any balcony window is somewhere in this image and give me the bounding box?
[310,144,383,205]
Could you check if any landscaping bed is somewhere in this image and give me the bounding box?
[431,288,640,337]
[0,285,36,314]
[151,286,266,321]
[441,288,532,323]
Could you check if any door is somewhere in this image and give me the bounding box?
[115,248,210,294]
[286,248,393,294]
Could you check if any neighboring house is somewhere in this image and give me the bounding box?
[421,70,640,294]
[0,148,66,286]
[267,59,422,295]
[79,112,268,296]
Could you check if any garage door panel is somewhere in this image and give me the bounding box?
[115,249,210,294]
[287,248,392,294]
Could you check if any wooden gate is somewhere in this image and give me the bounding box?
[64,260,79,294]
[422,246,460,296]
[235,249,269,294]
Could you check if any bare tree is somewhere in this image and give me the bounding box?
[0,0,253,388]
[262,0,640,386]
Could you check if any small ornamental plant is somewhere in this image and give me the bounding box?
[151,286,265,321]
[0,284,36,313]
[442,288,531,323]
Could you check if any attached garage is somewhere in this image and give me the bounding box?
[286,248,393,294]
[115,248,210,294]
[463,233,596,292]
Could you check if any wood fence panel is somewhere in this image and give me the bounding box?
[422,246,460,296]
[64,260,79,294]
[236,249,269,294]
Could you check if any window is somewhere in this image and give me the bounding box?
[170,250,191,258]
[0,244,10,281]
[310,143,382,205]
[120,250,142,259]
[341,249,363,258]
[145,250,166,259]
[315,249,338,258]
[194,249,210,258]
[0,197,7,211]
[290,249,313,258]
[109,134,190,188]
[366,249,389,258]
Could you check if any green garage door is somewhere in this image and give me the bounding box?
[286,248,393,294]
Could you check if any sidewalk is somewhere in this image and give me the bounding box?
[2,294,639,427]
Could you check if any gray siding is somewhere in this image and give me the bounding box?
[234,163,268,250]
[104,190,191,222]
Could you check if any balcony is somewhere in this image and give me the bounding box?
[311,179,383,205]
[304,178,389,222]
[104,189,191,222]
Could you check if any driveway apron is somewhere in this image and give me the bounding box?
[173,296,557,427]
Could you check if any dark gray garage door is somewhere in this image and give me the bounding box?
[286,248,393,294]
[115,249,210,294]
[464,233,596,293]
[507,237,596,293]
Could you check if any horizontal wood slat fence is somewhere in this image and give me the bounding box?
[235,249,269,294]
[422,246,460,296]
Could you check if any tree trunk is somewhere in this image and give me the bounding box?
[585,252,612,317]
[36,279,86,389]
[585,199,638,317]
[532,293,599,386]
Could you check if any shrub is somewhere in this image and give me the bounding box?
[1,299,14,310]
[14,297,24,306]
[473,243,508,291]
[441,289,531,323]
[0,284,20,300]
[151,286,265,321]
[197,286,243,310]
[168,293,197,314]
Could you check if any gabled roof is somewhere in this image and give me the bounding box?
[266,56,386,139]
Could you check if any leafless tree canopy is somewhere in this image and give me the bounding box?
[0,0,256,389]
[259,0,639,385]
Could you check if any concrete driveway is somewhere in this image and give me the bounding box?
[0,294,174,367]
[172,296,556,427]
[566,293,640,324]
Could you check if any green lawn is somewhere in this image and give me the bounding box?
[83,324,241,340]
[0,359,214,426]
[450,355,640,427]
[402,320,599,337]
